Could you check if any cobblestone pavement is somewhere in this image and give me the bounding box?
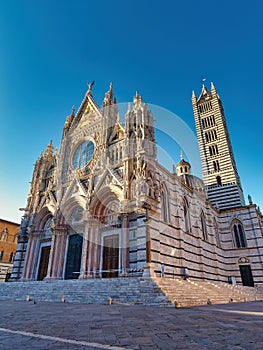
[0,300,262,350]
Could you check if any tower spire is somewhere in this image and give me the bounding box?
[103,82,114,107]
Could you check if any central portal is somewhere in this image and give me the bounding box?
[65,234,83,279]
[102,234,119,278]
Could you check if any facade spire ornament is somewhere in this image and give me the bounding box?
[87,81,94,94]
[133,90,142,105]
[103,82,114,107]
[45,140,53,158]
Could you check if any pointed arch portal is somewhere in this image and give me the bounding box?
[65,234,83,279]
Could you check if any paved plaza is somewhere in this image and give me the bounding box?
[0,300,262,349]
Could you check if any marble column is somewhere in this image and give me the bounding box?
[46,226,68,279]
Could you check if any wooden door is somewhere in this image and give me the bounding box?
[65,234,83,279]
[37,246,51,281]
[239,265,254,287]
[102,235,119,278]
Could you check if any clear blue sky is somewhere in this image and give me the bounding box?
[0,0,263,223]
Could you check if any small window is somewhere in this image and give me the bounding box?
[0,251,3,261]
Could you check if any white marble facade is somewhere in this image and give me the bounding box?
[11,83,263,287]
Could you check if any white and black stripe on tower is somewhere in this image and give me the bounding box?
[192,82,245,210]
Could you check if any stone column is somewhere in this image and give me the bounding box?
[79,220,89,279]
[10,215,29,281]
[21,231,41,281]
[93,222,100,277]
[46,226,68,279]
[121,214,129,276]
[143,209,156,277]
[45,229,56,279]
[87,219,96,277]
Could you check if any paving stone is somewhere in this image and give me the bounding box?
[0,300,263,349]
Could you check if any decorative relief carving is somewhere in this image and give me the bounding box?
[238,256,250,264]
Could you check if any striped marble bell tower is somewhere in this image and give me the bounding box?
[192,82,245,210]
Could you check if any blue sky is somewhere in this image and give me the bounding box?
[0,0,263,223]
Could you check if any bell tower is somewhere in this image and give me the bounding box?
[192,82,245,209]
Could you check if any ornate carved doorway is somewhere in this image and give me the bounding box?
[37,246,51,281]
[65,234,83,279]
[102,234,119,278]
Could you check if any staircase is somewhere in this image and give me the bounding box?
[0,278,172,307]
[0,277,262,307]
[153,277,263,307]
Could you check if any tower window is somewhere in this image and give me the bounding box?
[201,115,216,129]
[213,160,220,172]
[216,176,222,185]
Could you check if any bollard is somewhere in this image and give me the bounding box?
[26,295,30,302]
[108,297,112,305]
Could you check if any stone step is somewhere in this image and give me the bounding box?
[1,277,262,307]
[153,277,263,307]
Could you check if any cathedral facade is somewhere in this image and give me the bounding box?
[11,82,263,287]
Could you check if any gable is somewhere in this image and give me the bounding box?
[71,91,102,130]
[108,122,125,144]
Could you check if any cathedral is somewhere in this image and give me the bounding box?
[11,82,263,287]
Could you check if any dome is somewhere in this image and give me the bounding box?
[184,174,205,193]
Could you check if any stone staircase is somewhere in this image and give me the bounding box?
[0,278,172,307]
[0,277,262,307]
[153,277,263,307]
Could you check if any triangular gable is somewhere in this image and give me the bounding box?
[71,90,102,130]
[61,175,87,205]
[197,85,211,102]
[94,167,123,193]
[37,190,57,212]
[108,122,125,144]
[47,190,57,207]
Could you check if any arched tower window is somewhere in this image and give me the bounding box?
[216,176,222,185]
[200,211,208,241]
[161,187,170,223]
[232,220,247,248]
[183,198,191,233]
